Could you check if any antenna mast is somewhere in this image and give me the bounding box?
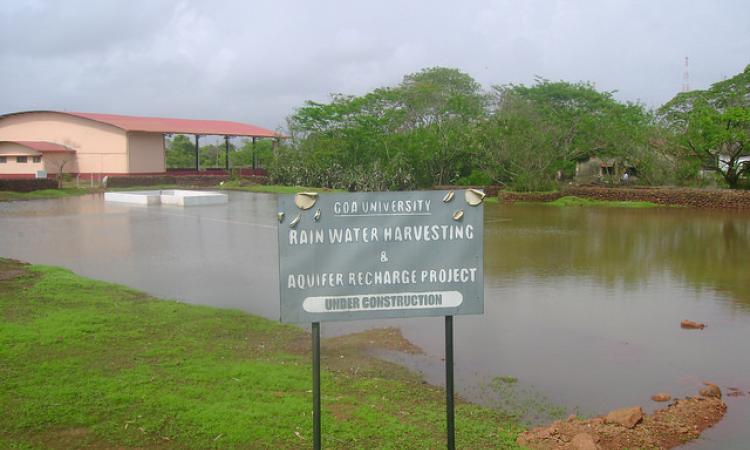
[682,57,690,92]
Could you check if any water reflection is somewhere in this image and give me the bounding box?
[487,205,750,307]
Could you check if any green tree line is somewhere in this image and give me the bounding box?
[267,65,750,191]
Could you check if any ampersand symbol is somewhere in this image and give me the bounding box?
[380,251,389,263]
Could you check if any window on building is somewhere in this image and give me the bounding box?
[16,156,28,163]
[0,156,6,163]
[32,156,42,163]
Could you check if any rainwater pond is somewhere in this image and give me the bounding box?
[1,192,748,448]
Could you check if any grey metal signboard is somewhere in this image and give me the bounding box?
[277,190,484,323]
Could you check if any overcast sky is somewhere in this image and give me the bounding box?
[1,0,748,131]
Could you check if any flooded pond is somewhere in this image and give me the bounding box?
[1,192,749,448]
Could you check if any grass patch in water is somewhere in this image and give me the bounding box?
[481,376,572,426]
[494,376,518,384]
[0,188,92,202]
[544,196,659,208]
[0,259,521,448]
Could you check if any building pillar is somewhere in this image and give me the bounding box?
[252,136,257,171]
[225,136,230,172]
[194,135,200,172]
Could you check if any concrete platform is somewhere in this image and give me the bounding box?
[105,190,228,206]
[104,191,162,205]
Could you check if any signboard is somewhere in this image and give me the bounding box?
[277,190,484,323]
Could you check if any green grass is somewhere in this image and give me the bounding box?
[0,188,93,202]
[541,196,660,208]
[0,259,521,449]
[502,190,559,195]
[106,185,181,192]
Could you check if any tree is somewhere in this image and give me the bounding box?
[659,64,750,188]
[477,90,560,190]
[46,154,74,188]
[278,67,486,190]
[398,67,486,185]
[165,135,196,168]
[232,139,274,168]
[479,79,652,190]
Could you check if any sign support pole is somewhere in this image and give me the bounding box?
[446,315,455,450]
[312,321,321,450]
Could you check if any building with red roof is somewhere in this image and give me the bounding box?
[0,111,279,179]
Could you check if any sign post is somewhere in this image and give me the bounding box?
[446,315,455,450]
[277,189,485,448]
[312,321,321,450]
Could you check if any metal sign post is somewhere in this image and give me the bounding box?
[446,315,455,449]
[312,322,321,450]
[277,190,485,448]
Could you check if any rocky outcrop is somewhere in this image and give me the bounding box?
[517,394,726,449]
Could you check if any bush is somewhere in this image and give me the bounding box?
[455,170,493,186]
[510,172,558,192]
[0,179,58,192]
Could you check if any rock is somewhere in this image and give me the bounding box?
[590,417,605,426]
[570,433,600,450]
[537,424,559,438]
[605,406,644,428]
[699,384,722,399]
[651,392,672,402]
[681,320,706,329]
[727,389,745,397]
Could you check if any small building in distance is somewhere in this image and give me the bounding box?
[575,156,637,183]
[0,141,77,179]
[0,111,278,179]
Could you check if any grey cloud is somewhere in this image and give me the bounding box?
[0,0,748,129]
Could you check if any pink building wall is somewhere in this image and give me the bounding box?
[0,112,167,177]
[127,132,165,173]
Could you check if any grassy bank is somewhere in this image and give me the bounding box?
[0,259,521,449]
[0,188,93,202]
[509,195,660,208]
[217,181,343,194]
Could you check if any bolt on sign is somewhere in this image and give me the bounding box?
[277,190,484,323]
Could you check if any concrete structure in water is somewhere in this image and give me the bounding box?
[104,190,228,206]
[0,111,279,179]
